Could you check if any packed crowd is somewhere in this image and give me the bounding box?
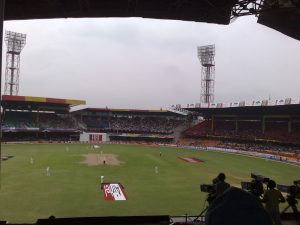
[82,116,184,134]
[2,111,185,134]
[110,116,182,133]
[2,111,77,130]
[2,111,38,129]
[38,113,76,129]
[216,141,299,153]
[184,120,300,145]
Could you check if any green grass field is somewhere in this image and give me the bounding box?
[0,143,300,223]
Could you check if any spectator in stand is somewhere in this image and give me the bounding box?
[86,115,184,134]
[184,119,300,145]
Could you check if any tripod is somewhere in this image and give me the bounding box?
[193,205,209,223]
[193,193,216,223]
[281,195,300,225]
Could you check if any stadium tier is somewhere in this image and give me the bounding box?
[76,110,183,134]
[73,108,187,142]
[183,104,300,145]
[1,97,187,142]
[1,95,86,141]
[3,95,300,145]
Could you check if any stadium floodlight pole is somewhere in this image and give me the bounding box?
[197,45,215,104]
[4,30,26,96]
[0,0,6,191]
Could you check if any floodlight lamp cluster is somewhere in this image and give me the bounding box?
[197,45,215,67]
[5,30,26,54]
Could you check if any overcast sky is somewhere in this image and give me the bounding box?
[2,16,300,109]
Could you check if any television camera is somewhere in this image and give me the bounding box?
[277,181,300,199]
[200,184,216,204]
[200,176,222,203]
[195,177,220,222]
[200,184,215,193]
[241,173,270,197]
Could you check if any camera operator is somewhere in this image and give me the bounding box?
[213,173,230,199]
[262,180,285,225]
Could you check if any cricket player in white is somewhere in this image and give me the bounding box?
[46,167,50,176]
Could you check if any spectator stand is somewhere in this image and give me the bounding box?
[183,104,300,146]
[72,107,187,143]
[1,95,86,142]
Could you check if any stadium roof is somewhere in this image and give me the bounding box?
[3,0,300,41]
[74,107,185,116]
[257,4,300,41]
[1,95,86,112]
[186,104,300,118]
[5,0,237,25]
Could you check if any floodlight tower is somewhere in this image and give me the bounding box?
[198,45,215,104]
[4,31,26,96]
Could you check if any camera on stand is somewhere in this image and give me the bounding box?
[251,173,270,183]
[277,180,300,206]
[278,180,300,202]
[241,173,270,198]
[277,183,300,198]
[200,183,217,204]
[200,184,215,193]
[277,180,300,223]
[194,183,217,222]
[195,174,228,222]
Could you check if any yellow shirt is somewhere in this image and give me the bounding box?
[262,189,285,211]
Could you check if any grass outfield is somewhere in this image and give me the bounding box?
[0,143,300,223]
